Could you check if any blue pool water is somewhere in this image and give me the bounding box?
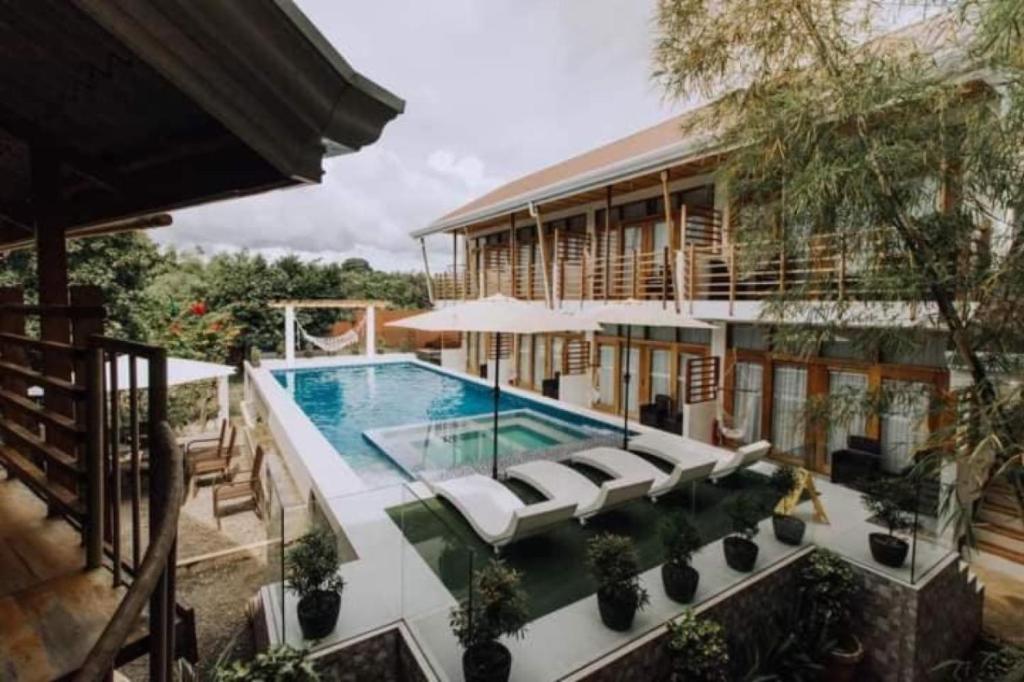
[274,361,619,487]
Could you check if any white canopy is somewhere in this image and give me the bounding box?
[388,295,601,334]
[583,299,715,329]
[110,356,235,390]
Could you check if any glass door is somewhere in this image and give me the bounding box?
[880,380,931,473]
[517,334,532,387]
[532,336,547,389]
[649,349,672,404]
[597,344,616,408]
[733,361,764,443]
[622,343,640,416]
[771,365,808,461]
[826,370,869,465]
[552,337,564,377]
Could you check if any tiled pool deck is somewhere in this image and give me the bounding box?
[248,354,959,681]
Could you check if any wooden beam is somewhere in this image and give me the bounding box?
[529,202,553,308]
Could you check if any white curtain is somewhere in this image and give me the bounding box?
[772,365,808,459]
[881,380,931,473]
[552,337,564,376]
[827,371,869,461]
[598,345,615,406]
[623,345,640,413]
[733,361,763,443]
[650,349,671,401]
[518,334,531,385]
[533,336,547,388]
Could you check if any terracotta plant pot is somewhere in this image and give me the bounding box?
[869,532,909,568]
[723,536,758,572]
[661,563,699,604]
[462,641,512,682]
[772,514,806,546]
[826,634,864,682]
[597,587,639,631]
[297,590,340,640]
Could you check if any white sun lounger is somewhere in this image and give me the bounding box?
[629,431,772,481]
[570,446,717,500]
[505,460,652,523]
[431,474,577,552]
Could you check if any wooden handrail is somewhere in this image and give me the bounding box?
[75,421,182,682]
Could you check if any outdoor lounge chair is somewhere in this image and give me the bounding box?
[430,474,577,552]
[708,440,772,481]
[629,431,771,482]
[571,446,716,500]
[212,445,266,529]
[505,460,652,523]
[186,424,239,497]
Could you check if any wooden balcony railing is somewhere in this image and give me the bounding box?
[433,265,475,300]
[592,247,675,303]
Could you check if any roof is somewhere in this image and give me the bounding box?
[414,12,981,239]
[0,0,404,247]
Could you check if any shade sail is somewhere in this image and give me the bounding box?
[110,356,235,391]
[387,295,601,334]
[583,299,716,329]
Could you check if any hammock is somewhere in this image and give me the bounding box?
[297,317,366,353]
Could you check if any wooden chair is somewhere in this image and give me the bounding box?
[186,425,238,497]
[212,445,265,529]
[181,419,229,460]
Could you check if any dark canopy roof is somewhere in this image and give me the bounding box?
[0,0,404,247]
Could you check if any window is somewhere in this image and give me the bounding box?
[552,337,564,376]
[733,361,763,443]
[533,336,547,388]
[826,371,869,461]
[772,365,808,460]
[732,325,769,350]
[623,344,640,413]
[650,349,671,402]
[597,344,616,407]
[517,335,531,385]
[881,380,931,473]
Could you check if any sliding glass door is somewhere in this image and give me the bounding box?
[597,344,616,408]
[881,380,931,473]
[826,371,869,463]
[733,361,764,443]
[649,349,672,402]
[771,365,808,460]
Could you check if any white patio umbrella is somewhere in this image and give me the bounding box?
[583,300,715,449]
[389,295,600,478]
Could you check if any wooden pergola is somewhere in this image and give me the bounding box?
[269,299,392,362]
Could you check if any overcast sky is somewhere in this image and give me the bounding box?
[153,0,679,272]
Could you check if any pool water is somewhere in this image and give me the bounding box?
[274,362,619,487]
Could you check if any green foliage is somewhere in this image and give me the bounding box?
[769,465,799,500]
[660,512,702,567]
[725,494,763,540]
[862,476,917,535]
[449,560,529,649]
[215,645,319,682]
[586,533,650,610]
[797,549,861,642]
[285,529,345,601]
[665,609,730,682]
[934,636,1024,681]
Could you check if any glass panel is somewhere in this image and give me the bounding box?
[881,380,931,473]
[532,336,547,388]
[771,365,807,459]
[733,361,764,443]
[552,337,564,376]
[733,324,769,351]
[652,221,669,251]
[598,344,615,407]
[650,349,671,401]
[826,371,869,462]
[517,334,531,385]
[623,226,642,252]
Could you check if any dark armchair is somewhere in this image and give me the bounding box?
[830,435,883,487]
[638,394,683,435]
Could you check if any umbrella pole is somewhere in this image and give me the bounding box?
[492,332,500,479]
[622,326,632,450]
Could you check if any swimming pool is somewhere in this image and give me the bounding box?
[273,362,620,487]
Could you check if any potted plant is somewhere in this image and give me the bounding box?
[450,560,529,682]
[770,465,806,545]
[797,549,863,681]
[286,528,345,640]
[861,476,916,568]
[665,609,729,682]
[660,513,702,603]
[722,494,761,572]
[215,645,319,681]
[586,533,650,631]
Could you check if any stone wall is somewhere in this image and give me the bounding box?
[313,626,432,682]
[578,551,983,682]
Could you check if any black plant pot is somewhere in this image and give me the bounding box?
[661,563,699,604]
[463,641,512,682]
[597,587,639,631]
[869,532,909,568]
[723,536,759,572]
[772,514,806,546]
[297,590,340,640]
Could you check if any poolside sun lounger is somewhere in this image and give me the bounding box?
[431,474,577,552]
[628,431,771,482]
[570,447,717,500]
[505,460,652,523]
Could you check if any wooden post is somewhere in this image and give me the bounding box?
[632,249,639,299]
[509,213,517,298]
[147,347,173,682]
[688,244,697,315]
[452,232,458,299]
[553,224,561,306]
[662,246,670,308]
[838,233,847,301]
[85,345,104,569]
[420,237,435,303]
[728,242,737,316]
[661,170,674,246]
[530,203,553,308]
[0,287,29,430]
[604,186,612,301]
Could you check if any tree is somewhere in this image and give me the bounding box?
[654,0,1024,536]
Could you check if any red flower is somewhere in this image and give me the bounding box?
[190,301,207,316]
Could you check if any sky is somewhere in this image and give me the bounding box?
[153,0,680,272]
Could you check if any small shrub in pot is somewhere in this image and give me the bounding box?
[660,513,702,603]
[286,528,345,640]
[586,533,649,631]
[861,476,916,568]
[798,549,864,680]
[770,465,806,545]
[215,645,319,682]
[722,494,761,572]
[450,560,528,682]
[665,609,729,682]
